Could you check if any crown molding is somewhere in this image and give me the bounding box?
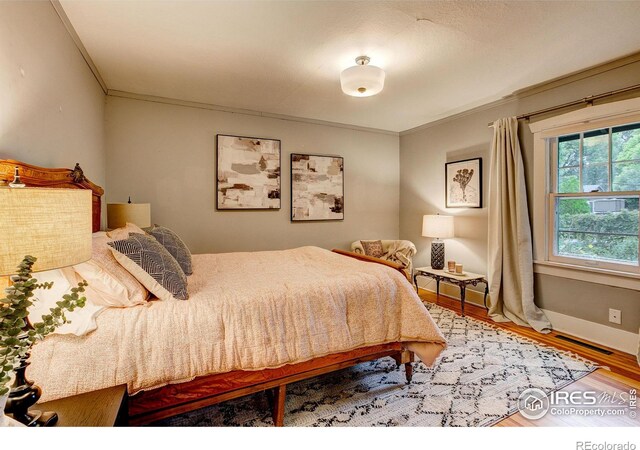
[50,0,107,94]
[107,90,399,136]
[512,50,640,99]
[400,51,640,136]
[399,95,518,136]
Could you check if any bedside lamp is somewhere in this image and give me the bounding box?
[422,214,454,270]
[0,186,92,426]
[107,197,151,229]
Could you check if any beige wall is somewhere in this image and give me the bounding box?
[105,95,400,254]
[400,60,640,334]
[0,1,106,188]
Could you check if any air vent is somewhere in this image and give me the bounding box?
[555,335,613,355]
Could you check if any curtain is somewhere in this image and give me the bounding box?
[487,117,551,333]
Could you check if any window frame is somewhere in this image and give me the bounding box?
[529,97,640,291]
[547,131,640,274]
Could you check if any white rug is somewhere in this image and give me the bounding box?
[156,303,597,427]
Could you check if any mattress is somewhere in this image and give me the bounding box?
[29,246,446,402]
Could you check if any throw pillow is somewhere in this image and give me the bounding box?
[89,233,149,305]
[73,260,135,308]
[107,222,147,240]
[29,268,106,336]
[108,233,189,301]
[148,225,193,275]
[361,240,384,258]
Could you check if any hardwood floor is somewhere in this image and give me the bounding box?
[418,289,640,427]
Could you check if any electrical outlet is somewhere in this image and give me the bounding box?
[609,308,621,325]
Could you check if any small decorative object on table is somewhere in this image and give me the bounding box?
[421,214,454,270]
[0,185,92,426]
[413,266,488,316]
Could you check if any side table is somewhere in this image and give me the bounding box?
[413,266,488,316]
[34,385,128,427]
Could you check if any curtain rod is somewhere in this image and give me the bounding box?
[487,83,640,127]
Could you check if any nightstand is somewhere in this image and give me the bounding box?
[34,385,128,427]
[414,266,488,316]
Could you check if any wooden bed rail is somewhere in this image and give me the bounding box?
[129,344,414,426]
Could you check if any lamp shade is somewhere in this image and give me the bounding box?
[0,187,92,275]
[340,56,385,97]
[422,215,454,239]
[107,203,151,229]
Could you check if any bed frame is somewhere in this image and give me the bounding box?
[1,159,415,426]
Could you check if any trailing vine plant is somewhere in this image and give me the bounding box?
[0,256,87,396]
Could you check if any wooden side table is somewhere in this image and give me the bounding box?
[413,266,488,316]
[34,385,128,427]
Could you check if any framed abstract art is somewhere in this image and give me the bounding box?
[291,153,344,221]
[445,157,482,208]
[216,134,281,210]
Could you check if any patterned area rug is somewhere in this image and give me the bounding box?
[155,303,597,427]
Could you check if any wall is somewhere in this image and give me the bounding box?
[105,95,400,254]
[400,60,640,335]
[0,1,106,188]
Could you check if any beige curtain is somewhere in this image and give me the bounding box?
[487,117,551,333]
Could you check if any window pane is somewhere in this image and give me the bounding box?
[612,122,640,162]
[558,134,580,168]
[582,163,608,192]
[558,167,579,193]
[582,129,609,165]
[556,196,639,265]
[612,161,640,191]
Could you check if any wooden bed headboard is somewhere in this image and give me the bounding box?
[0,159,105,233]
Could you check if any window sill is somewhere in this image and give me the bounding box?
[533,260,640,291]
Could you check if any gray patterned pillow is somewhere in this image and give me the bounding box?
[108,233,189,301]
[148,225,193,275]
[361,240,384,258]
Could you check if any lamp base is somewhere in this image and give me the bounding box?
[5,358,58,427]
[430,241,445,270]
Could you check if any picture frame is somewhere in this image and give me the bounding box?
[445,157,482,208]
[291,153,344,221]
[216,134,281,210]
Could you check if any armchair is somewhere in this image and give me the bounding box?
[351,240,417,279]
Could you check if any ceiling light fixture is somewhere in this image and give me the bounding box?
[340,56,385,97]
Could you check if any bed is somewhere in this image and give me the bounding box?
[0,159,446,426]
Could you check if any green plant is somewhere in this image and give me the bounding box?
[0,256,87,396]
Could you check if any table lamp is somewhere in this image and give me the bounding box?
[107,197,151,229]
[422,214,454,270]
[0,186,92,426]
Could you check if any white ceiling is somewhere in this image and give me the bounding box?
[60,0,640,132]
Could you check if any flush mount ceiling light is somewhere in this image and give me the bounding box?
[340,56,385,97]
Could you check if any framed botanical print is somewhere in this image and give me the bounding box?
[216,134,281,210]
[291,153,344,221]
[445,158,482,208]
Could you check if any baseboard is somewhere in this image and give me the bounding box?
[541,309,638,356]
[418,281,638,356]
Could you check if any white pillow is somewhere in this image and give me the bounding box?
[28,268,105,337]
[106,222,146,240]
[73,260,135,308]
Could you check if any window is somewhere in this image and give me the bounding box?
[549,122,640,273]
